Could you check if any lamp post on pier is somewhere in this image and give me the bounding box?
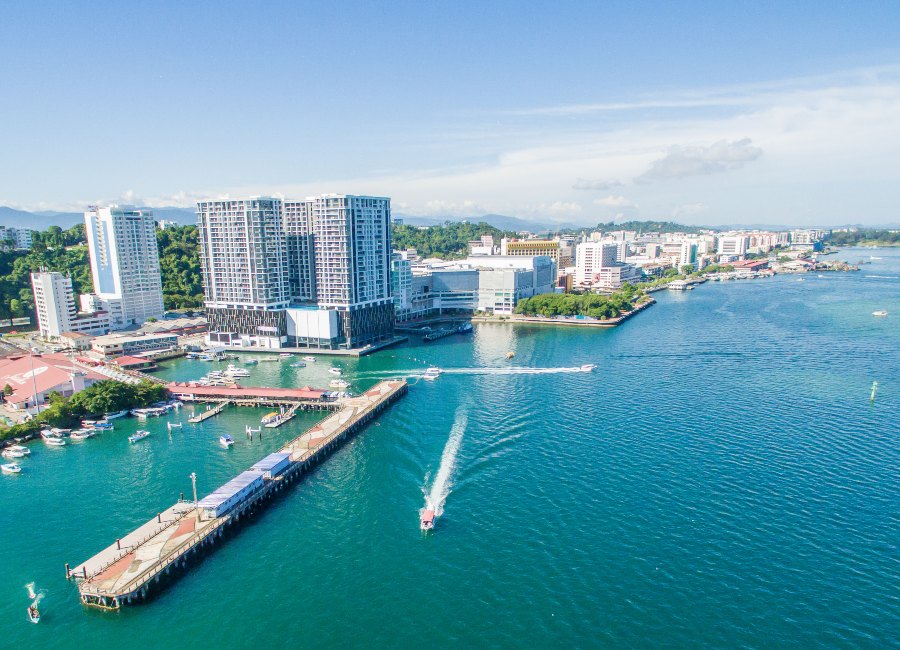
[190,472,199,522]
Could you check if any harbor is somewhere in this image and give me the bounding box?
[68,379,407,609]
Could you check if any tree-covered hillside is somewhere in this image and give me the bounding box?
[391,221,518,258]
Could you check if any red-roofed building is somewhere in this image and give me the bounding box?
[111,355,157,370]
[731,259,769,272]
[0,353,106,411]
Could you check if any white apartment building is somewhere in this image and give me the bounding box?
[197,198,290,348]
[717,235,750,259]
[31,271,110,339]
[0,226,34,250]
[84,206,165,328]
[576,242,618,285]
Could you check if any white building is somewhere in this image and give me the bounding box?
[717,235,750,259]
[84,205,165,328]
[576,242,618,285]
[31,271,110,339]
[0,226,34,250]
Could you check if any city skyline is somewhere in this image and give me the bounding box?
[1,3,899,226]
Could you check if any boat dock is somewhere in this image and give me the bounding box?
[186,401,229,423]
[263,403,300,428]
[69,379,407,610]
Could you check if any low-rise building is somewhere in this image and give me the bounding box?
[90,332,179,357]
[0,353,105,411]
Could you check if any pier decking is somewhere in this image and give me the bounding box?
[69,379,408,609]
[186,400,229,423]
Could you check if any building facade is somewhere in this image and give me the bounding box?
[84,206,165,327]
[0,226,34,250]
[31,271,110,339]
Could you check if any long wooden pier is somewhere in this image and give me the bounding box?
[69,380,408,610]
[187,400,229,423]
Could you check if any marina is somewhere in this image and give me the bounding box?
[68,380,407,609]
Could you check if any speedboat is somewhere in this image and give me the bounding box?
[2,445,29,459]
[873,310,888,317]
[219,435,235,448]
[329,367,343,376]
[423,367,442,381]
[330,378,351,388]
[45,437,66,447]
[223,364,250,377]
[291,361,306,367]
[70,429,98,441]
[104,409,129,420]
[93,421,114,430]
[279,353,294,359]
[457,322,473,333]
[128,430,151,444]
[244,358,259,365]
[420,509,435,531]
[580,364,597,372]
[1,463,22,474]
[27,604,40,624]
[302,356,316,362]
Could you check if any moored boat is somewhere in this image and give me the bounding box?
[70,429,98,441]
[223,363,250,377]
[128,430,151,444]
[329,378,351,388]
[302,356,316,362]
[2,445,29,459]
[329,367,343,376]
[219,434,235,448]
[261,412,280,425]
[2,462,22,474]
[104,409,129,420]
[279,353,294,359]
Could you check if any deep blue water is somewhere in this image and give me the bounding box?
[2,248,898,648]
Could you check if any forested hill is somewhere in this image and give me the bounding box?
[0,224,203,320]
[391,221,518,258]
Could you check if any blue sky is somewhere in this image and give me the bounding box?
[1,0,899,226]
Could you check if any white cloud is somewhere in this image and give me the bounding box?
[593,195,637,208]
[635,138,763,183]
[572,178,623,191]
[672,203,709,218]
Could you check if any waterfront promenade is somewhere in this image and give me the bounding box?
[69,379,407,609]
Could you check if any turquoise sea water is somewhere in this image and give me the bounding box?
[2,248,898,648]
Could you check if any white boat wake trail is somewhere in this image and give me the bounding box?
[25,582,43,608]
[423,408,468,519]
[362,366,591,379]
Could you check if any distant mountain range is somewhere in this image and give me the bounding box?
[0,206,197,229]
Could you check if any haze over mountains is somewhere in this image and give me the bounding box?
[1,205,895,234]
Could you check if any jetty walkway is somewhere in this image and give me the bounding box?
[69,379,407,610]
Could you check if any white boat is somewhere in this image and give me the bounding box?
[244,358,259,365]
[128,430,151,444]
[27,604,40,624]
[580,364,597,372]
[1,463,22,474]
[279,353,294,359]
[45,438,66,447]
[223,364,250,377]
[302,356,316,362]
[329,367,343,376]
[872,310,888,317]
[290,361,306,367]
[104,409,129,420]
[423,367,442,381]
[2,445,29,458]
[870,256,882,260]
[329,378,351,388]
[81,420,98,427]
[70,429,98,441]
[219,435,235,448]
[261,411,280,425]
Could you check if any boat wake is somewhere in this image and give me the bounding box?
[422,408,467,523]
[363,366,593,379]
[25,582,43,607]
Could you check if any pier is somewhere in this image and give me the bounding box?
[69,379,407,610]
[186,400,229,423]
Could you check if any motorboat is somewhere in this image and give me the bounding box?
[81,420,98,427]
[457,322,473,333]
[223,364,250,377]
[873,310,888,317]
[279,353,294,359]
[330,378,351,388]
[128,430,151,444]
[261,412,280,425]
[70,429,98,441]
[505,351,515,359]
[1,463,22,474]
[420,509,435,531]
[290,361,306,367]
[93,421,114,430]
[104,409,129,420]
[2,445,29,459]
[302,356,316,362]
[580,364,597,372]
[219,435,235,448]
[423,367,442,381]
[244,358,259,365]
[329,367,343,376]
[27,604,40,624]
